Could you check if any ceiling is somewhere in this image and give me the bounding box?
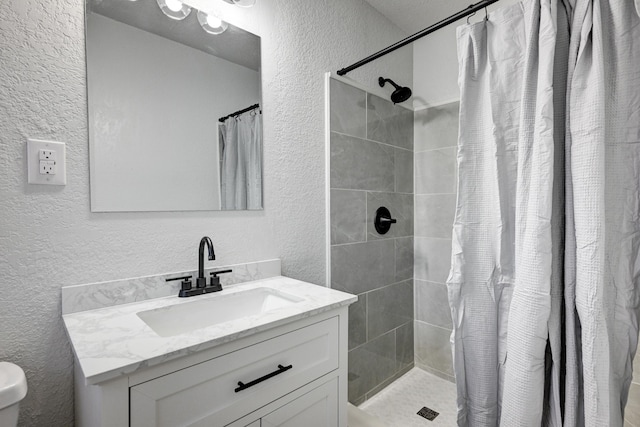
[363,0,475,34]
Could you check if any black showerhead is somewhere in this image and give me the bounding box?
[378,77,412,104]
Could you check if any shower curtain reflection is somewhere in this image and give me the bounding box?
[219,110,263,210]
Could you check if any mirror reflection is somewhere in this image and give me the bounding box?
[86,0,263,211]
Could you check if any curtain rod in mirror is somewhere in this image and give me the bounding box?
[219,103,260,122]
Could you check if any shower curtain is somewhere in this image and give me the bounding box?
[448,0,640,425]
[219,110,263,210]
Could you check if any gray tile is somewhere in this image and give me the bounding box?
[414,237,452,283]
[330,78,366,138]
[367,93,413,150]
[367,192,413,240]
[415,194,456,238]
[627,383,640,426]
[394,148,413,194]
[331,189,366,245]
[417,363,456,383]
[415,280,453,328]
[350,394,366,407]
[414,101,460,152]
[415,147,457,195]
[365,362,414,400]
[367,281,413,340]
[395,237,414,282]
[415,321,454,376]
[349,293,367,350]
[396,321,414,369]
[332,239,396,294]
[348,330,397,402]
[330,132,394,191]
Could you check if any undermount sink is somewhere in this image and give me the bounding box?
[136,287,304,337]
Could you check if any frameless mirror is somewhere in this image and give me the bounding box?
[86,0,262,211]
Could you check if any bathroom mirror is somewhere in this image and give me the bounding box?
[86,0,262,211]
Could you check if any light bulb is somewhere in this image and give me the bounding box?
[233,0,256,7]
[165,0,182,12]
[157,0,191,20]
[197,10,228,35]
[206,15,222,28]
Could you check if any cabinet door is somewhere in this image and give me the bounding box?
[261,378,338,427]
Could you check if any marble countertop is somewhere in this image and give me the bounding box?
[63,276,356,385]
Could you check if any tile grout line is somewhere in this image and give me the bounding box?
[415,279,448,287]
[414,145,458,154]
[415,319,453,332]
[330,187,415,196]
[331,130,414,153]
[331,236,413,247]
[414,192,457,196]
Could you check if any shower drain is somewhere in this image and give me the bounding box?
[417,406,439,421]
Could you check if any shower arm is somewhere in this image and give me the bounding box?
[337,0,500,76]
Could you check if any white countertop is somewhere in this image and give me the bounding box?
[63,276,356,385]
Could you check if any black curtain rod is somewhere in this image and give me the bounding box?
[219,103,260,123]
[337,0,500,76]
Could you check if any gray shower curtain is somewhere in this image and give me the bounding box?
[448,0,640,425]
[219,110,263,210]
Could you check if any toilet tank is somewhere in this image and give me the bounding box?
[0,362,28,427]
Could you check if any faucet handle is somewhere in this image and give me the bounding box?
[166,275,193,292]
[207,269,232,292]
[209,269,233,277]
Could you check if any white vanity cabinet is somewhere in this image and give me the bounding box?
[253,377,338,427]
[74,308,349,427]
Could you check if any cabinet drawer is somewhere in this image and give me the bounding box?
[130,317,339,427]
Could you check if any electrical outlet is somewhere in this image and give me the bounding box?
[27,139,66,185]
[39,160,56,175]
[39,149,56,161]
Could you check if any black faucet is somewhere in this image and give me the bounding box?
[196,236,216,288]
[166,237,233,297]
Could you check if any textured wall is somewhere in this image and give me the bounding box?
[329,78,414,405]
[0,0,411,425]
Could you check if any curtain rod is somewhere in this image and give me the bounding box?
[219,103,260,123]
[337,0,500,76]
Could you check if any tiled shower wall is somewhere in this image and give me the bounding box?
[329,78,414,405]
[413,101,459,382]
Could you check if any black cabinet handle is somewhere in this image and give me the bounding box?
[234,364,293,393]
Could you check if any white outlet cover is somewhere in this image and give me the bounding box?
[27,138,66,185]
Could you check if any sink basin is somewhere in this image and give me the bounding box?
[136,287,304,337]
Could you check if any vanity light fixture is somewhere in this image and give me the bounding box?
[197,10,228,35]
[231,0,256,7]
[222,0,256,8]
[157,0,191,20]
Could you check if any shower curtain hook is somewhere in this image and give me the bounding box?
[467,10,476,24]
[484,7,488,21]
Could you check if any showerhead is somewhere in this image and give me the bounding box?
[378,77,412,104]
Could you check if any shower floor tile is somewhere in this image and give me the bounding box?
[358,367,457,426]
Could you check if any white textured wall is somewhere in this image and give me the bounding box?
[0,0,410,425]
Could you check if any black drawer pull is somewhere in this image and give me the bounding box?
[235,364,293,393]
